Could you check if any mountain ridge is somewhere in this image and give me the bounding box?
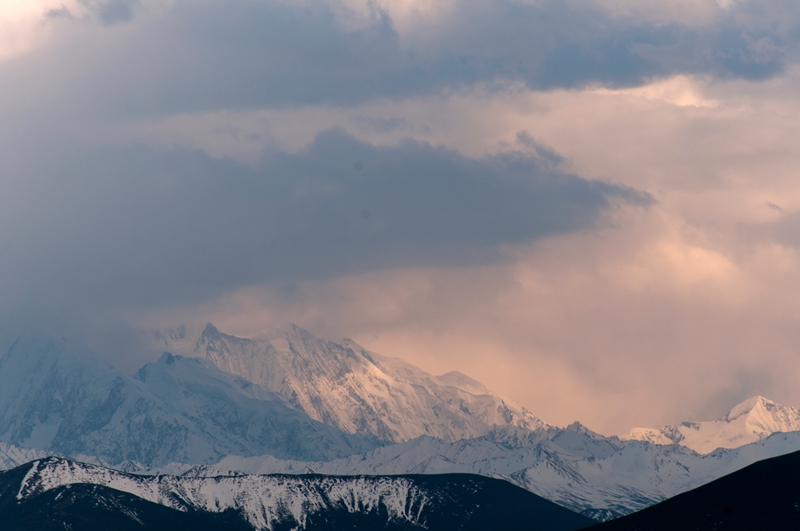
[3,457,595,531]
[153,322,547,443]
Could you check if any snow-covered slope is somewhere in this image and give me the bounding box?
[209,427,800,519]
[7,457,593,531]
[134,352,379,459]
[624,396,800,453]
[155,323,545,443]
[0,335,377,466]
[16,458,434,531]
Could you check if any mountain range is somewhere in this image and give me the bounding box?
[194,419,800,519]
[3,323,800,524]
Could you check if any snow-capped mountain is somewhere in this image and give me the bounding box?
[624,396,800,453]
[0,335,377,466]
[154,323,546,442]
[7,329,800,522]
[4,457,594,531]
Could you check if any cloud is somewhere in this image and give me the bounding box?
[0,128,647,318]
[2,0,798,120]
[3,0,800,433]
[93,0,138,25]
[766,201,784,213]
[187,207,800,434]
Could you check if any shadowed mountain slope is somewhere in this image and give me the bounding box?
[589,449,800,530]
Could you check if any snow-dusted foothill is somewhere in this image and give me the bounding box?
[5,457,594,531]
[624,396,800,453]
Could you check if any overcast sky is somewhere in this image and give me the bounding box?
[2,0,800,434]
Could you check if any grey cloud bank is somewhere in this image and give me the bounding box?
[5,0,798,120]
[0,128,647,314]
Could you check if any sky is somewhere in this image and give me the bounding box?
[1,0,800,435]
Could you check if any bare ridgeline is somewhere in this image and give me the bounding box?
[2,325,800,530]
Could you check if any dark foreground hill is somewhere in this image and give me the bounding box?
[0,457,594,531]
[589,449,800,530]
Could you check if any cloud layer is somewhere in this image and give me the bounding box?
[2,0,800,433]
[0,126,648,315]
[4,0,799,120]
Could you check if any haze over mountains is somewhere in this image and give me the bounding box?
[2,323,800,524]
[0,334,378,466]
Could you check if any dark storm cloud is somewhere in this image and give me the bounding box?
[0,128,648,312]
[6,0,797,119]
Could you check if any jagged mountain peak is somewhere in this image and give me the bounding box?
[201,321,222,338]
[625,395,800,454]
[156,322,548,443]
[725,395,775,421]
